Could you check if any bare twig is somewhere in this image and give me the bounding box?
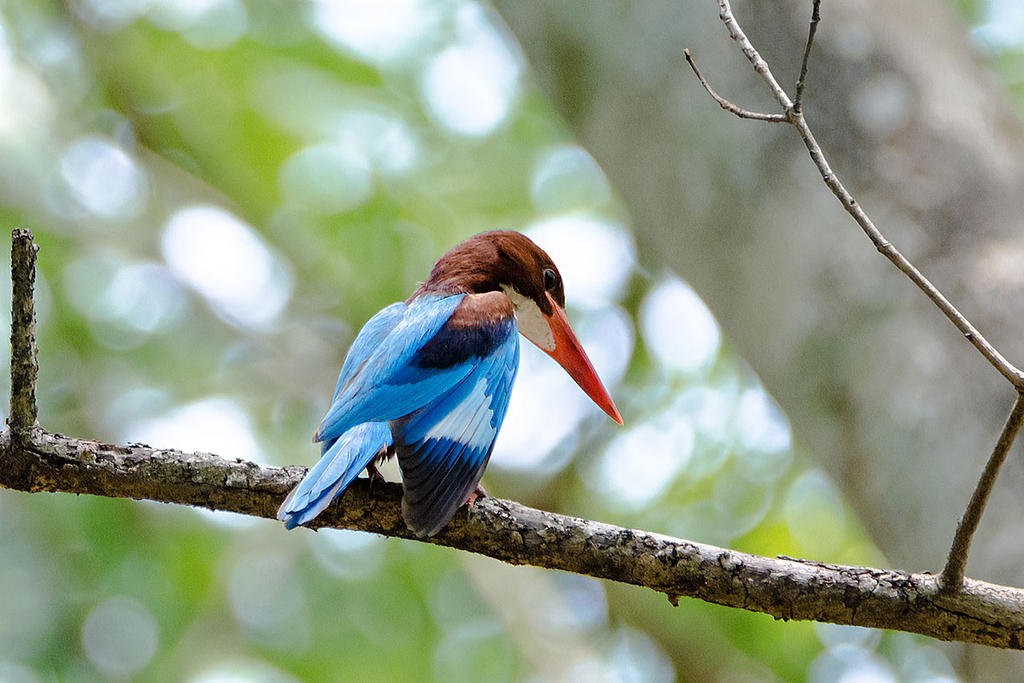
[690,1,1024,389]
[715,0,794,110]
[941,393,1024,592]
[786,114,1024,389]
[8,228,38,440]
[793,0,821,112]
[2,428,1024,649]
[689,0,1024,589]
[684,49,786,122]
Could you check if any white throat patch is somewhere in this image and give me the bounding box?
[502,286,555,352]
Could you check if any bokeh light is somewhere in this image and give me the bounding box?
[148,0,249,50]
[310,0,440,68]
[419,4,521,137]
[81,596,159,678]
[808,644,895,683]
[309,528,386,581]
[586,421,692,511]
[785,470,848,558]
[60,135,147,221]
[531,145,612,214]
[228,550,309,649]
[278,144,373,215]
[324,109,420,177]
[162,205,292,329]
[641,276,721,375]
[125,396,263,463]
[525,215,635,309]
[972,0,1024,48]
[189,658,300,683]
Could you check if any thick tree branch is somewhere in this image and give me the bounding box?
[2,224,1022,648]
[2,427,1024,649]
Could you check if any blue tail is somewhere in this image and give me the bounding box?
[278,422,393,529]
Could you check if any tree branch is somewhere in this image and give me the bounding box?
[2,427,1024,649]
[793,0,821,113]
[683,49,786,122]
[2,235,1022,649]
[691,0,1024,389]
[942,393,1024,591]
[786,107,1024,389]
[714,0,794,110]
[8,228,38,440]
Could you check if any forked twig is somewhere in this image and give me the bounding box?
[688,0,1024,587]
[684,49,786,122]
[696,0,1024,389]
[793,0,821,112]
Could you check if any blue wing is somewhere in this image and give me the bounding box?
[328,302,407,413]
[278,422,393,529]
[395,318,519,537]
[313,295,472,444]
[282,292,520,534]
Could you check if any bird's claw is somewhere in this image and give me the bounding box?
[365,463,386,493]
[466,484,488,507]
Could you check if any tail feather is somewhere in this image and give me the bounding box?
[278,422,393,529]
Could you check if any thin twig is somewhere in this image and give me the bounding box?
[941,393,1024,592]
[793,0,822,112]
[683,49,786,122]
[8,228,38,440]
[716,0,794,110]
[786,114,1024,388]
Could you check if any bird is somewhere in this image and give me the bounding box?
[278,230,623,537]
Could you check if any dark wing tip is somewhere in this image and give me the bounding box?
[398,440,488,537]
[401,487,470,537]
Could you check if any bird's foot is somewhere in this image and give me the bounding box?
[466,484,488,507]
[365,463,386,493]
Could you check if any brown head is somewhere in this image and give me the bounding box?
[412,230,564,312]
[413,230,623,425]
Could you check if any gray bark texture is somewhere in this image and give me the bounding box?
[8,228,37,438]
[3,426,1024,650]
[492,0,1024,677]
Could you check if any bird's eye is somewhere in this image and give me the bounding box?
[543,268,558,292]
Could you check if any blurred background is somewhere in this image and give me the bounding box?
[0,0,1022,680]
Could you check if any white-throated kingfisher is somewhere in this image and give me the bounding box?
[278,230,623,536]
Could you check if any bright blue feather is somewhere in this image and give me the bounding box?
[329,302,406,405]
[281,293,521,536]
[313,295,470,444]
[279,422,393,529]
[396,319,519,536]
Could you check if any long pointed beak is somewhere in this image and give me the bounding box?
[530,293,624,425]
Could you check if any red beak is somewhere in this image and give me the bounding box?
[531,293,624,425]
